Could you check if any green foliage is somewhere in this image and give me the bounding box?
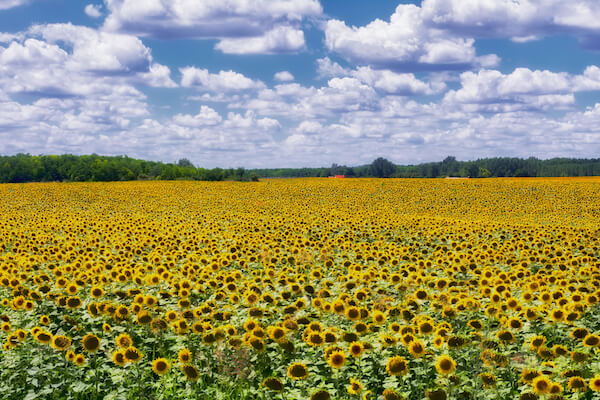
[2,154,600,183]
[0,154,255,183]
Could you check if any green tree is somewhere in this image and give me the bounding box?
[369,157,396,178]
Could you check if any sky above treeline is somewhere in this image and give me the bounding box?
[1,0,600,168]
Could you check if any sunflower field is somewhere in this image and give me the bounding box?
[1,178,600,400]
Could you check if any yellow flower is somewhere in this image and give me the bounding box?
[435,355,456,375]
[151,358,170,375]
[347,378,363,395]
[386,356,408,376]
[81,334,101,352]
[287,362,309,380]
[327,350,346,369]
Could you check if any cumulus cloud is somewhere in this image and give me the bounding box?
[316,59,444,95]
[215,26,305,54]
[444,67,600,112]
[0,0,28,10]
[84,4,102,18]
[421,0,600,43]
[172,106,222,127]
[180,67,265,92]
[274,71,294,82]
[103,0,322,54]
[324,4,495,71]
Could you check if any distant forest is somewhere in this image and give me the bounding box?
[1,154,600,183]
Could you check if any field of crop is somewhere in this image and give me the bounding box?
[1,178,600,400]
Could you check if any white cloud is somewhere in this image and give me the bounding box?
[0,0,27,10]
[274,71,294,82]
[180,67,265,92]
[172,106,222,127]
[316,57,350,78]
[103,0,322,54]
[324,4,491,71]
[444,67,600,112]
[351,67,445,95]
[421,0,600,42]
[85,4,102,18]
[215,26,305,54]
[316,59,444,95]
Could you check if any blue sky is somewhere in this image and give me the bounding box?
[1,0,600,168]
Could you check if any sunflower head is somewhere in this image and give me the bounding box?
[287,362,309,380]
[112,350,126,366]
[152,358,171,375]
[124,346,142,363]
[262,377,284,392]
[327,350,346,369]
[532,376,551,394]
[386,355,409,376]
[435,355,456,375]
[81,334,100,352]
[348,341,364,357]
[310,389,331,400]
[181,364,200,382]
[178,348,192,364]
[347,378,363,395]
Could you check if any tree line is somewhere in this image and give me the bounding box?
[0,154,258,183]
[0,154,599,183]
[246,156,600,178]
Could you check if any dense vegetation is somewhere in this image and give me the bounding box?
[1,179,600,399]
[1,154,600,183]
[255,156,600,179]
[0,154,258,183]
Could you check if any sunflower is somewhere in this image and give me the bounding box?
[152,358,170,375]
[262,377,284,392]
[327,350,346,369]
[136,311,152,325]
[90,286,104,298]
[342,339,362,356]
[479,372,497,388]
[382,389,403,400]
[435,355,456,375]
[307,332,325,347]
[531,375,551,394]
[248,336,265,351]
[181,364,200,382]
[51,335,71,351]
[124,346,143,363]
[310,389,331,400]
[287,362,309,380]
[418,321,434,335]
[34,330,52,345]
[425,389,447,400]
[570,327,589,340]
[529,335,546,350]
[178,348,192,364]
[81,334,101,352]
[372,311,386,325]
[408,340,426,358]
[386,356,408,376]
[496,330,515,343]
[567,376,586,392]
[347,378,363,395]
[590,375,600,392]
[520,369,540,384]
[39,315,50,325]
[112,350,126,366]
[116,333,133,348]
[583,334,600,347]
[73,353,86,367]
